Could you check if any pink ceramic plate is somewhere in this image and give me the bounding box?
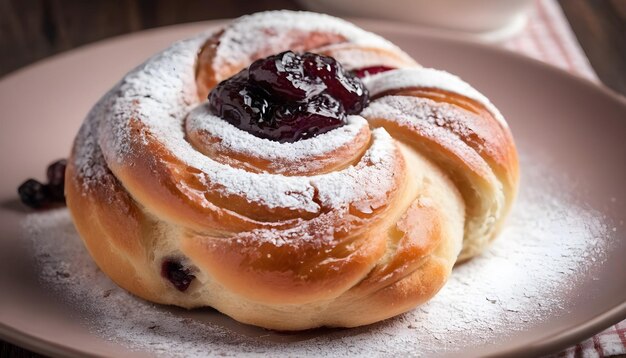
[0,19,625,357]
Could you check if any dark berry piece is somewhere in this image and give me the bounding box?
[270,94,346,142]
[325,70,369,114]
[47,159,67,187]
[18,179,50,209]
[208,70,274,128]
[207,51,369,143]
[351,66,395,78]
[302,53,336,81]
[249,51,325,102]
[46,159,67,202]
[161,259,195,292]
[302,53,369,114]
[48,186,65,203]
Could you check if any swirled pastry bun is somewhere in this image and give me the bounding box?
[66,10,518,330]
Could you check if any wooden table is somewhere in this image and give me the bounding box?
[0,0,624,356]
[558,0,626,96]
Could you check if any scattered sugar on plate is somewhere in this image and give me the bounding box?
[21,154,610,357]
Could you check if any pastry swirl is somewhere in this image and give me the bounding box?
[66,11,518,330]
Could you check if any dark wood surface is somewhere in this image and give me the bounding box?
[0,0,624,357]
[559,0,626,96]
[0,0,300,77]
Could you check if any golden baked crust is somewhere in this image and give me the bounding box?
[66,10,518,330]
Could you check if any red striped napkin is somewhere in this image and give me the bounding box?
[500,0,597,82]
[555,321,626,357]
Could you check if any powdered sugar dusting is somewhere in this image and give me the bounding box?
[186,107,367,163]
[85,24,398,217]
[311,128,397,210]
[364,68,508,128]
[362,95,487,173]
[72,109,110,189]
[22,154,610,357]
[213,11,402,74]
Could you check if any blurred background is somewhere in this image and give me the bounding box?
[0,0,624,95]
[0,0,625,357]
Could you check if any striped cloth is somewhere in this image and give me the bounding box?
[552,321,626,358]
[500,0,597,82]
[499,1,625,356]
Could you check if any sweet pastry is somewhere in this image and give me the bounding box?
[65,11,518,330]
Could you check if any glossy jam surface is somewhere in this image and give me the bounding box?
[352,66,395,78]
[161,259,195,292]
[208,51,369,143]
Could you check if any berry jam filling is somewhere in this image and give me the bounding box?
[161,259,195,292]
[351,66,395,78]
[18,159,67,209]
[207,51,369,143]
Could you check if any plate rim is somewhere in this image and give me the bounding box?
[1,17,625,358]
[0,322,94,358]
